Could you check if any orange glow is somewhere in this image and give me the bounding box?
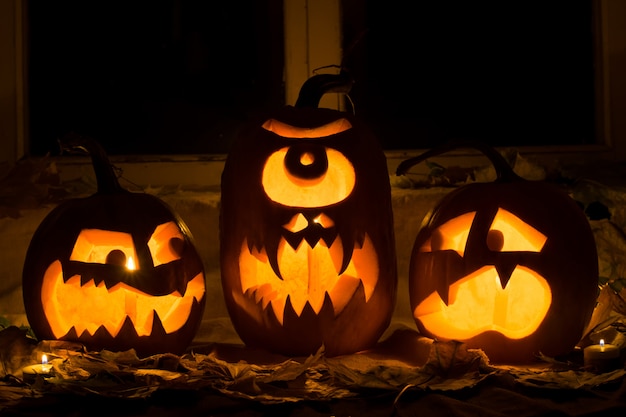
[147,221,185,266]
[489,208,547,252]
[415,265,552,340]
[71,229,138,267]
[415,208,552,340]
[42,223,205,338]
[420,212,476,256]
[262,147,355,208]
[126,256,136,270]
[238,234,378,324]
[261,118,352,138]
[420,208,547,255]
[41,260,204,338]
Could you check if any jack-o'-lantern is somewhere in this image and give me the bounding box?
[22,137,206,357]
[397,141,598,363]
[220,73,397,357]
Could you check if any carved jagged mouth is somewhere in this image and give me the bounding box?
[238,234,379,325]
[414,265,551,340]
[41,260,205,339]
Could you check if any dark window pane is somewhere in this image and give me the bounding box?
[28,0,284,155]
[341,0,595,149]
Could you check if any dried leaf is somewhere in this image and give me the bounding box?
[503,367,626,390]
[0,326,37,378]
[580,285,624,346]
[422,340,488,379]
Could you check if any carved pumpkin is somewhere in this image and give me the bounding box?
[22,137,206,357]
[220,73,397,357]
[397,141,598,363]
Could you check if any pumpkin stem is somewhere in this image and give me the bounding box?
[395,140,523,182]
[59,133,127,194]
[295,70,353,108]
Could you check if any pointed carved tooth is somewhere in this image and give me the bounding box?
[251,246,268,262]
[116,316,140,340]
[92,323,115,340]
[93,276,105,288]
[308,291,326,314]
[288,291,308,317]
[282,296,298,324]
[62,326,79,341]
[254,283,276,306]
[160,296,188,332]
[187,274,206,301]
[150,310,167,337]
[175,272,188,296]
[270,295,287,325]
[350,235,379,301]
[65,275,81,287]
[328,275,361,315]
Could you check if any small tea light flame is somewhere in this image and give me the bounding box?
[600,339,605,351]
[22,353,52,381]
[126,256,136,270]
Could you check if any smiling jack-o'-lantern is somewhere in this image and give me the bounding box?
[220,73,397,357]
[22,137,206,357]
[397,141,598,363]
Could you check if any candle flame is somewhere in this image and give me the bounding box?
[126,256,136,270]
[600,339,605,348]
[41,354,48,365]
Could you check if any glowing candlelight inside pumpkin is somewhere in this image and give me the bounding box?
[126,256,136,270]
[584,338,620,372]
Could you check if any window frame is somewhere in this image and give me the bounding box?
[1,0,625,185]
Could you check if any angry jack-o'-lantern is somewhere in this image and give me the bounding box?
[220,73,397,357]
[22,137,206,357]
[396,141,598,363]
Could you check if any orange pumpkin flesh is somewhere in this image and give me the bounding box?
[398,142,598,363]
[414,208,552,341]
[220,74,396,357]
[22,137,206,356]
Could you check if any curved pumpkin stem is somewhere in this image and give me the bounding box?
[59,134,127,194]
[295,71,353,108]
[395,140,523,183]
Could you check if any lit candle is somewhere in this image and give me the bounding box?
[584,339,620,372]
[126,255,136,270]
[22,354,53,383]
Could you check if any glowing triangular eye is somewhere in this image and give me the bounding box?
[313,213,334,228]
[283,213,309,233]
[420,212,476,256]
[488,208,547,252]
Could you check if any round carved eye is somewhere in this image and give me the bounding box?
[486,229,505,252]
[284,144,328,180]
[105,249,127,266]
[262,146,355,208]
[169,237,185,258]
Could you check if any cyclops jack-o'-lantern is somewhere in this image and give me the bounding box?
[22,137,206,357]
[220,73,397,357]
[396,141,598,363]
